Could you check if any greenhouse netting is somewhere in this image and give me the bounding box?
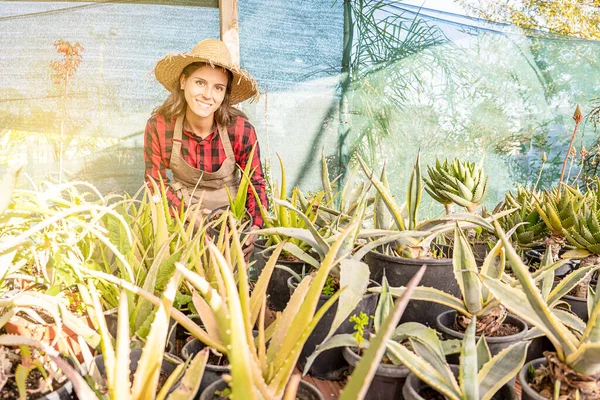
[0,0,598,217]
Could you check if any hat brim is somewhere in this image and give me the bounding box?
[154,53,259,104]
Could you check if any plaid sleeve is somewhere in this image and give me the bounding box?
[236,119,268,227]
[143,116,183,213]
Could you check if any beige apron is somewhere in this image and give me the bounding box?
[169,114,239,210]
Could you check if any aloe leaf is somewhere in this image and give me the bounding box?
[552,309,586,334]
[374,276,393,333]
[322,259,369,343]
[352,230,429,261]
[478,341,529,400]
[303,334,360,375]
[114,291,133,400]
[567,342,600,376]
[357,155,406,231]
[409,337,456,386]
[192,291,221,342]
[205,243,256,399]
[459,317,479,399]
[407,152,422,230]
[281,242,320,269]
[250,242,285,327]
[382,286,468,315]
[339,265,431,400]
[453,226,482,314]
[166,348,209,400]
[131,271,180,399]
[88,280,116,394]
[253,227,322,256]
[547,265,598,307]
[269,223,360,379]
[386,341,461,400]
[480,240,504,303]
[475,335,491,371]
[479,275,577,360]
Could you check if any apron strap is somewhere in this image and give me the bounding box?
[218,124,235,159]
[172,114,185,158]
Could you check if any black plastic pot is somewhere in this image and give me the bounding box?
[562,294,588,322]
[524,249,580,277]
[287,276,378,380]
[343,346,409,400]
[40,379,73,400]
[93,349,183,395]
[436,311,528,361]
[181,338,229,397]
[200,377,324,400]
[364,250,458,327]
[264,251,312,312]
[403,365,517,400]
[519,358,547,400]
[526,334,554,363]
[250,238,268,281]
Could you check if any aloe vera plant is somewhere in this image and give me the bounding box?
[481,220,600,399]
[392,315,528,400]
[496,186,548,249]
[76,215,363,399]
[423,158,488,214]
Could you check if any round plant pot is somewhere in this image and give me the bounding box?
[525,334,554,363]
[94,349,183,395]
[343,346,409,400]
[264,251,313,312]
[436,310,528,360]
[562,294,588,322]
[403,365,517,400]
[251,238,269,281]
[200,377,324,400]
[519,358,548,400]
[181,339,229,396]
[41,379,73,400]
[364,250,458,327]
[287,276,378,380]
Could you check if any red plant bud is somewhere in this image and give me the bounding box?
[573,104,583,123]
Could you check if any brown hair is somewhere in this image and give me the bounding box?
[153,62,247,127]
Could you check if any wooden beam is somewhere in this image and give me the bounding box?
[219,0,240,67]
[3,0,219,7]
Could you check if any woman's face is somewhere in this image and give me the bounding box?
[180,64,229,120]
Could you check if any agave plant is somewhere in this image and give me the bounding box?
[482,220,600,399]
[390,315,528,400]
[423,158,488,214]
[496,186,548,249]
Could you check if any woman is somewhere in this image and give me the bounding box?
[144,39,267,257]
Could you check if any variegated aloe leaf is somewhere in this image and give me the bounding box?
[477,339,529,400]
[483,220,579,360]
[453,225,482,315]
[377,286,469,316]
[546,265,599,307]
[459,316,478,400]
[303,334,362,375]
[339,265,428,400]
[407,152,422,230]
[357,155,406,231]
[166,348,209,400]
[374,276,393,333]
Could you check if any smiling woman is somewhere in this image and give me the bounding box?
[144,38,267,256]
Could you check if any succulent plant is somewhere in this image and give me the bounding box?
[423,158,488,214]
[497,186,548,248]
[483,220,600,400]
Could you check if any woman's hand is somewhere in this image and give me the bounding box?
[243,225,260,261]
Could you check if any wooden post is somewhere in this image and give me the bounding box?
[219,0,240,67]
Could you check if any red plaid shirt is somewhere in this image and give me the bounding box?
[144,113,267,227]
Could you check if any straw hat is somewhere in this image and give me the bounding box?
[154,39,259,104]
